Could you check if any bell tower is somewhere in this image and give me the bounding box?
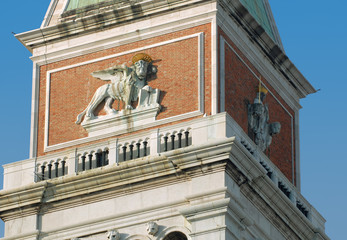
[0,0,329,239]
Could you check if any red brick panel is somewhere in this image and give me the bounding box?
[220,29,296,183]
[37,24,211,156]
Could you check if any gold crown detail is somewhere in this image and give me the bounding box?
[257,86,268,94]
[132,53,152,63]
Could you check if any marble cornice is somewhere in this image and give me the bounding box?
[15,0,213,53]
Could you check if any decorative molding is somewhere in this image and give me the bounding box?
[0,230,39,240]
[20,2,216,58]
[44,33,205,151]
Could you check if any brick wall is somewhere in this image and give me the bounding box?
[219,28,296,184]
[37,24,211,156]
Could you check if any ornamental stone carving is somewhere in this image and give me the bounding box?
[146,221,159,236]
[247,86,281,151]
[107,229,120,240]
[76,53,160,125]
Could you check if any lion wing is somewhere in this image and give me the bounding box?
[91,65,130,84]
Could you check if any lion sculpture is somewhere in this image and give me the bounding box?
[75,53,157,124]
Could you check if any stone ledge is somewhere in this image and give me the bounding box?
[82,104,161,137]
[0,137,234,219]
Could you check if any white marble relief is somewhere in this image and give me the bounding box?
[146,221,159,236]
[107,229,120,240]
[76,53,160,125]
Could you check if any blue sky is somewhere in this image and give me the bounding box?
[0,1,346,239]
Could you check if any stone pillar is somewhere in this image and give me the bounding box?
[108,139,118,165]
[67,149,77,175]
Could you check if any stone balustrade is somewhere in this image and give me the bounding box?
[1,112,325,231]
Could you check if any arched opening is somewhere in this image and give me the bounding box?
[163,231,188,240]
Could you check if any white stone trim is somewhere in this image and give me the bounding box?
[198,31,205,112]
[294,110,301,190]
[156,226,192,240]
[40,0,59,28]
[43,33,205,152]
[44,70,51,150]
[219,36,225,112]
[211,14,218,115]
[31,9,216,65]
[29,63,40,158]
[44,111,202,152]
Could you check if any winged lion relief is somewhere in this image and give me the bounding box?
[75,53,160,125]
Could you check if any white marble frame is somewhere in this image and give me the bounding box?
[44,32,205,152]
[219,36,296,185]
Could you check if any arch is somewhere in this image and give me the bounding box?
[125,234,151,240]
[163,231,188,240]
[157,226,191,240]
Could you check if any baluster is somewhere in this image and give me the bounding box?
[61,160,66,176]
[81,155,86,171]
[170,134,175,150]
[143,141,148,156]
[122,146,127,161]
[136,143,141,158]
[184,131,189,146]
[88,153,93,169]
[105,150,109,165]
[48,163,52,179]
[54,162,59,177]
[129,144,134,159]
[101,151,106,166]
[41,165,46,181]
[178,132,182,148]
[96,152,101,167]
[164,136,168,152]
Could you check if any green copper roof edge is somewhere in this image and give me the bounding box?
[63,0,117,17]
[239,0,282,49]
[65,0,113,11]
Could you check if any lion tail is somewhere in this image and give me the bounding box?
[75,109,86,125]
[75,87,100,124]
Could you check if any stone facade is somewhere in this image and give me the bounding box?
[0,0,329,240]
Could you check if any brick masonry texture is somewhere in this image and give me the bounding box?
[37,24,211,157]
[219,28,296,184]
